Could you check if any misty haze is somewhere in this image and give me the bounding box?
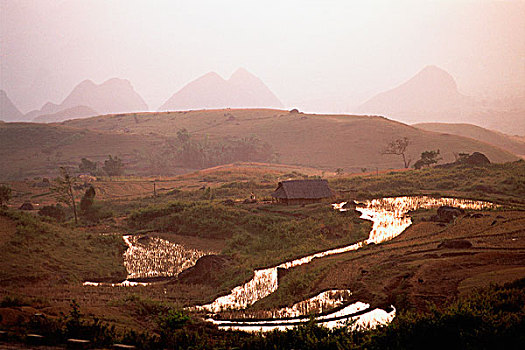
[0,1,524,349]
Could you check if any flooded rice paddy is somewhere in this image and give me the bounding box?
[123,235,212,279]
[220,289,352,320]
[83,235,215,286]
[196,196,495,331]
[209,301,396,332]
[85,196,495,330]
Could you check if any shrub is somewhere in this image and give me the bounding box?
[0,184,11,206]
[38,205,66,222]
[158,309,190,332]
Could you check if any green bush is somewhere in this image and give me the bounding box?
[38,205,66,222]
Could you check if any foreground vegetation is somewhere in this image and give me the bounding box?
[0,209,126,285]
[1,160,524,348]
[128,201,370,269]
[2,278,524,349]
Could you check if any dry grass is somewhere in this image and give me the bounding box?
[2,109,518,180]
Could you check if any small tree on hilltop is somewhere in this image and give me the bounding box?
[52,167,78,225]
[414,149,442,169]
[382,137,412,168]
[102,155,124,177]
[0,184,12,207]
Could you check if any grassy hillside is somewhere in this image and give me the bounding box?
[0,209,127,285]
[1,110,519,180]
[414,122,525,157]
[331,160,525,206]
[0,122,163,179]
[63,109,518,171]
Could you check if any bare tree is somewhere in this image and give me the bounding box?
[52,167,79,225]
[382,137,412,168]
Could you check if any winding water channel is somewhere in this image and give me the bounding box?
[84,196,495,331]
[196,196,496,331]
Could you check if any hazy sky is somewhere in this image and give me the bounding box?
[1,0,524,113]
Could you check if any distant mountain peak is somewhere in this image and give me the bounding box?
[195,71,225,83]
[0,89,24,121]
[26,77,148,121]
[230,67,253,79]
[357,65,465,123]
[159,68,283,111]
[33,105,98,123]
[421,64,446,73]
[101,77,133,87]
[408,65,458,91]
[77,79,96,87]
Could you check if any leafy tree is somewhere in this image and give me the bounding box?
[136,129,276,174]
[102,155,124,177]
[0,184,12,207]
[79,158,98,175]
[335,168,344,175]
[79,185,106,223]
[381,137,412,168]
[414,149,442,169]
[52,167,78,225]
[80,185,96,213]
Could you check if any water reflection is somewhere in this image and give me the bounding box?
[221,290,352,319]
[124,235,212,279]
[84,235,214,286]
[209,301,396,333]
[197,196,495,330]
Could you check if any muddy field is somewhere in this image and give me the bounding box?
[303,210,525,311]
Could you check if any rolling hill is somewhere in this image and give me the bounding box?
[62,109,517,171]
[0,122,163,179]
[25,78,148,121]
[414,122,525,158]
[0,90,24,122]
[159,68,283,111]
[471,110,525,137]
[2,109,519,180]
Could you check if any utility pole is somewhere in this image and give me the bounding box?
[153,181,157,199]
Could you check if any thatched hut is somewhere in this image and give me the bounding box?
[271,179,334,205]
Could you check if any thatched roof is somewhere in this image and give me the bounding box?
[271,179,333,200]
